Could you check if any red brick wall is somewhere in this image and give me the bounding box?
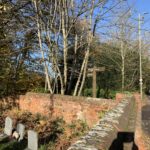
[19,92,116,127]
[116,93,125,102]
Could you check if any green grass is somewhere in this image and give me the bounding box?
[0,140,27,150]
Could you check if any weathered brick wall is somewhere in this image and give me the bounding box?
[115,93,125,102]
[19,92,117,127]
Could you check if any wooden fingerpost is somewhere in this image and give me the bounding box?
[87,66,105,98]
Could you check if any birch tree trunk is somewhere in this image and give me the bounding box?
[76,0,95,96]
[32,0,53,93]
[73,50,88,96]
[45,26,65,94]
[61,0,68,90]
[77,48,90,96]
[120,36,125,92]
[120,20,126,92]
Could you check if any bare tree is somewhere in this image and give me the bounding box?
[32,0,53,93]
[31,0,131,95]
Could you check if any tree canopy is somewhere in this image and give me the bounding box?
[0,0,150,97]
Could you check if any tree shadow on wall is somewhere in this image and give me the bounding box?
[49,94,54,117]
[109,132,138,150]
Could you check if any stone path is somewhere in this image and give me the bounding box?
[110,98,137,150]
[124,99,137,150]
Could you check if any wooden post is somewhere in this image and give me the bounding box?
[93,66,96,98]
[87,67,105,98]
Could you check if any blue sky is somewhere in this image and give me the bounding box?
[131,0,150,27]
[134,0,150,14]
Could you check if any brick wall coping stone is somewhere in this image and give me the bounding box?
[68,97,133,150]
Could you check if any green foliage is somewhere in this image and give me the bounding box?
[31,87,49,93]
[106,90,117,99]
[83,88,92,97]
[98,110,108,119]
[0,1,46,97]
[49,117,65,141]
[39,141,56,150]
[0,0,150,97]
[0,140,26,150]
[83,88,116,99]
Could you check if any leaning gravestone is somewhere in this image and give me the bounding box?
[25,130,38,150]
[17,123,25,141]
[0,117,13,141]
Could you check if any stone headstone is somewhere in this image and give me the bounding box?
[17,123,25,141]
[27,130,38,150]
[4,117,13,136]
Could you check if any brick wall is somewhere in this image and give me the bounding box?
[116,93,125,102]
[19,92,117,127]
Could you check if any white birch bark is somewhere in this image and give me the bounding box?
[76,0,95,96]
[32,0,53,93]
[61,0,68,90]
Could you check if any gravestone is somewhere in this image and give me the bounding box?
[4,117,13,136]
[25,130,38,150]
[142,105,150,135]
[17,123,25,141]
[0,117,13,141]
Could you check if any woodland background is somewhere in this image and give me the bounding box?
[0,0,150,98]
